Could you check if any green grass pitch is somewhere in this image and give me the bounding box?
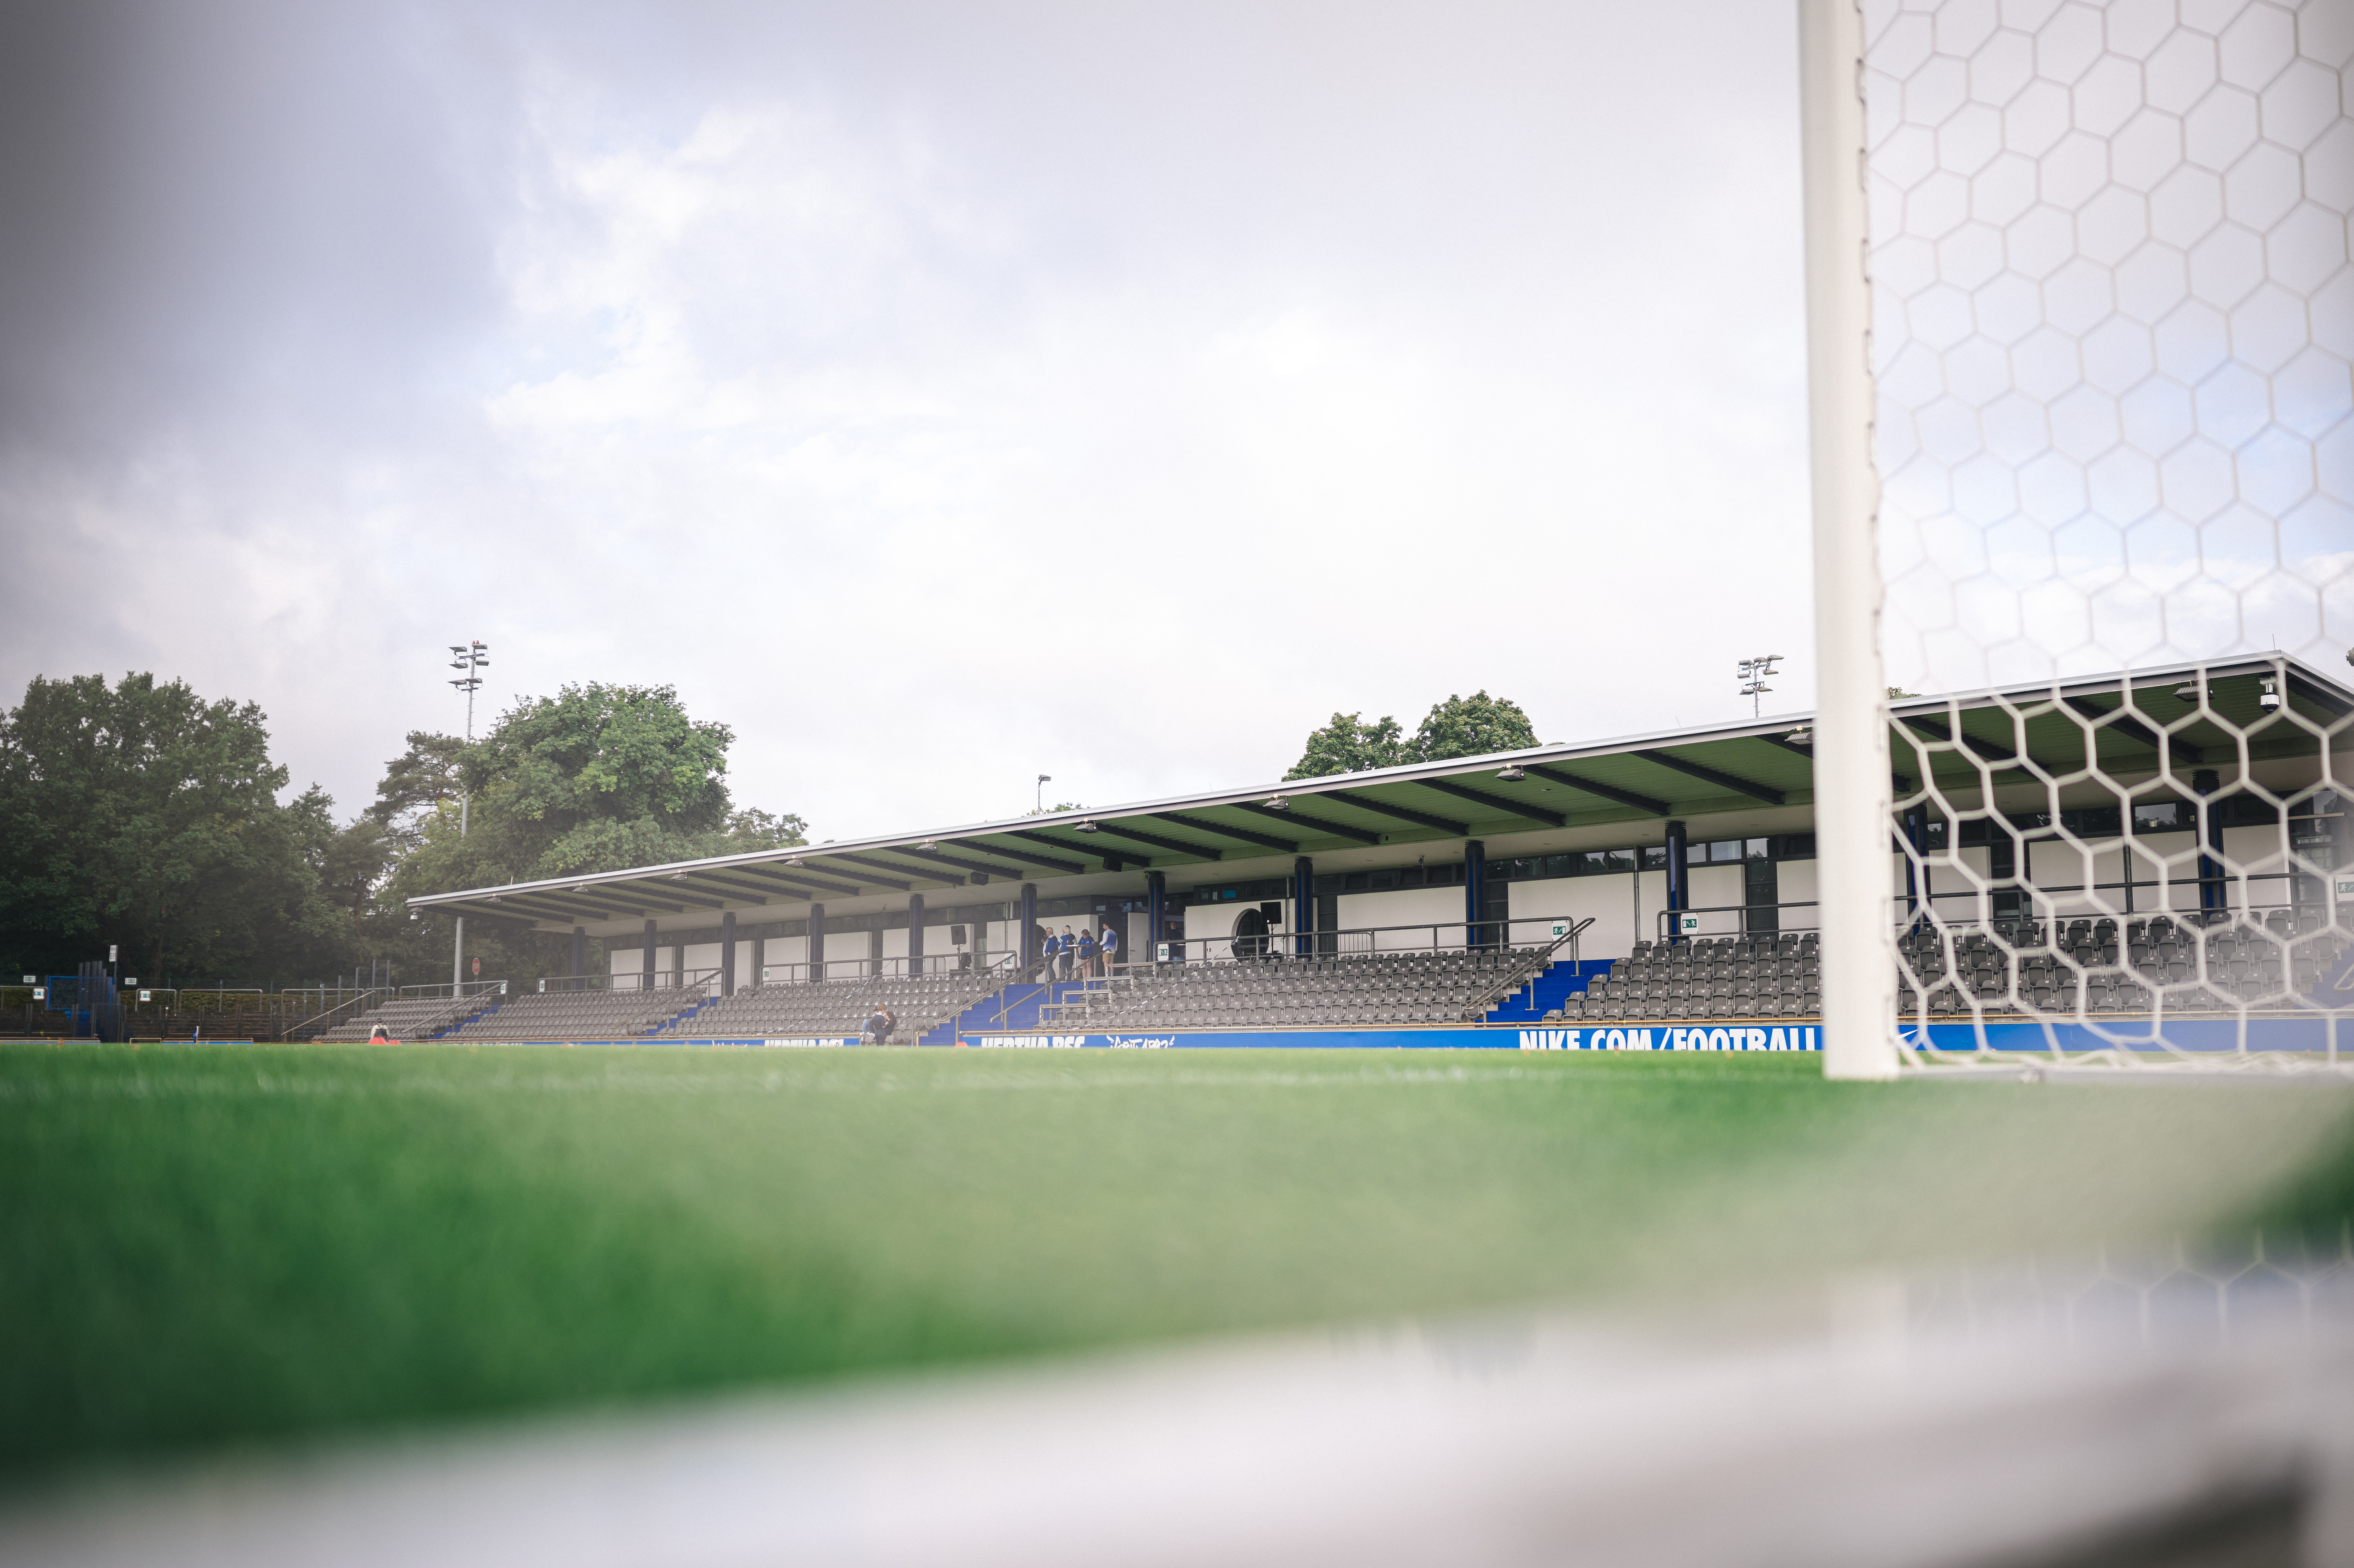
[3,1041,2351,1479]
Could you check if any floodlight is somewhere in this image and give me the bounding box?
[919,841,940,851]
[1263,796,1290,811]
[1075,820,1100,832]
[2175,682,2204,702]
[2260,679,2281,711]
[1784,727,1814,746]
[1495,767,1528,781]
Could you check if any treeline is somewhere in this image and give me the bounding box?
[0,675,802,988]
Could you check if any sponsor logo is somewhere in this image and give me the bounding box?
[974,1034,1090,1049]
[1105,1036,1172,1050]
[1523,1024,1821,1052]
[763,1037,848,1049]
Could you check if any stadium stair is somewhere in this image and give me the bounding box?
[1482,960,1615,1025]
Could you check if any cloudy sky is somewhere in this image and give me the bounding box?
[1,1,2340,842]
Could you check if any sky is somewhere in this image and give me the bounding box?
[1,1,2341,842]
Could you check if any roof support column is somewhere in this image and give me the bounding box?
[749,935,765,990]
[642,920,657,992]
[1145,871,1166,967]
[720,911,736,996]
[2193,769,2226,921]
[1665,820,1689,944]
[1292,857,1314,959]
[808,904,826,983]
[907,894,926,978]
[1018,883,1038,978]
[1464,841,1487,951]
[1902,807,1927,929]
[571,927,586,990]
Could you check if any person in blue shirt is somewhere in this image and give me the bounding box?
[1038,930,1059,981]
[1098,922,1121,974]
[1076,927,1098,978]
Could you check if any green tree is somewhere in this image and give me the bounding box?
[0,673,349,984]
[385,684,806,977]
[1285,713,1406,780]
[1406,691,1538,762]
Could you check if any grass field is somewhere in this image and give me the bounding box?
[5,1040,2353,1481]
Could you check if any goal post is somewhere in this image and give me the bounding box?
[1800,0,1905,1081]
[1800,0,2354,1075]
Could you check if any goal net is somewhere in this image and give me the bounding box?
[1800,0,2353,1075]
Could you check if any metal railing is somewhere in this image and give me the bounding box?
[1139,915,1594,970]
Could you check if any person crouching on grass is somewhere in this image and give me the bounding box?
[367,1024,400,1046]
[862,1005,895,1046]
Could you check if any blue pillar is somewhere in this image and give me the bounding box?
[720,910,736,996]
[1903,806,1927,927]
[571,926,586,989]
[1018,883,1038,976]
[1146,871,1167,966]
[1665,819,1689,944]
[907,894,925,976]
[642,919,657,991]
[1464,840,1487,950]
[807,904,826,982]
[2194,769,2226,922]
[1292,857,1314,958]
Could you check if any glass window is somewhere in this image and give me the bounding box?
[1597,847,1635,873]
[1780,833,1819,859]
[1745,838,1772,860]
[1579,850,1611,875]
[1369,869,1397,891]
[1709,840,1743,863]
[1342,871,1367,891]
[1540,855,1573,877]
[2131,801,2181,831]
[1640,845,1669,870]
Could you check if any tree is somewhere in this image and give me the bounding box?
[1406,691,1538,763]
[0,673,349,984]
[1284,694,1540,780]
[1285,713,1406,780]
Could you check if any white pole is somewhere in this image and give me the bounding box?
[1798,0,1899,1081]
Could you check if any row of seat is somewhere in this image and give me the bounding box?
[651,974,1001,1041]
[316,993,490,1043]
[1058,948,1555,1031]
[440,989,699,1041]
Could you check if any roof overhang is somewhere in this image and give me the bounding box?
[407,655,2351,933]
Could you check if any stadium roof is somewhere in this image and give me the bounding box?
[409,654,2351,934]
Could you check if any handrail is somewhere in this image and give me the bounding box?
[1460,918,1594,1019]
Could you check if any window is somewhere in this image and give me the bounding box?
[1640,845,1670,870]
[1706,840,1743,863]
[2131,801,2182,832]
[1745,838,1772,861]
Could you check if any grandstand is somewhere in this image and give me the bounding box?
[402,656,2353,1050]
[311,992,498,1044]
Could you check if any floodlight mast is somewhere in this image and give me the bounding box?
[446,640,490,990]
[1737,654,1784,719]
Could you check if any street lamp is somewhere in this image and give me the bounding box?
[1737,653,1783,719]
[1036,774,1052,814]
[447,639,490,991]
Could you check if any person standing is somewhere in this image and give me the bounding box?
[1098,920,1121,975]
[1076,926,1098,979]
[1039,929,1059,982]
[1061,926,1080,981]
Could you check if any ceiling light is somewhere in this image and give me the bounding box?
[919,841,940,851]
[785,857,805,867]
[669,872,685,881]
[2259,678,2281,711]
[1263,796,1290,811]
[1075,820,1100,832]
[2174,682,2204,703]
[1784,727,1814,746]
[1494,767,1527,781]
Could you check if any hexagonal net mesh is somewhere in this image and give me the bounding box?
[1856,0,2353,1065]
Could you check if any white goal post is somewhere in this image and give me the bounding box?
[1799,0,2354,1078]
